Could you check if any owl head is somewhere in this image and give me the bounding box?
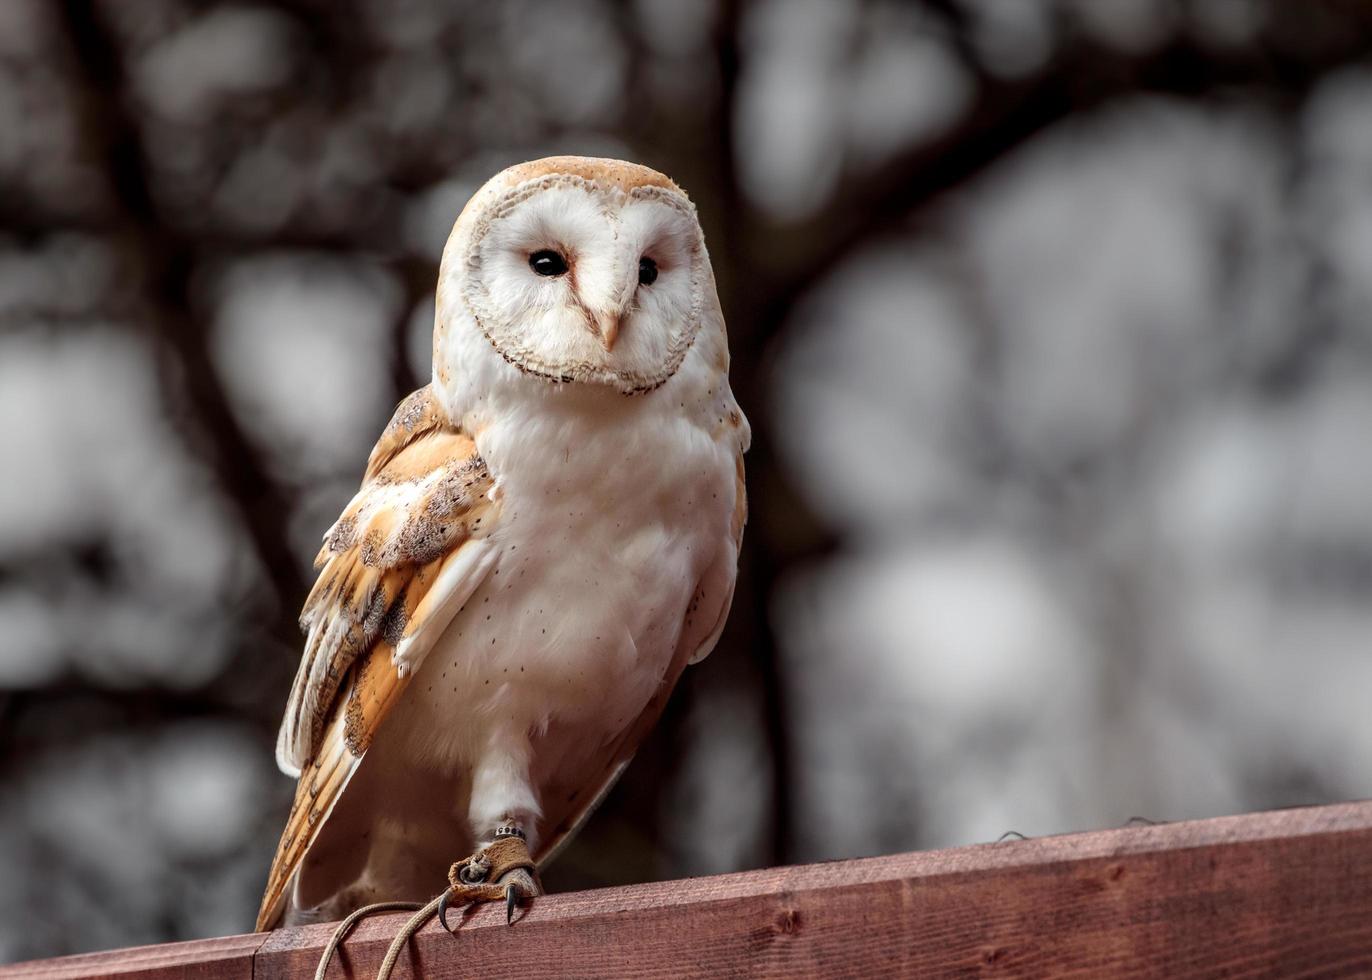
[434,157,715,404]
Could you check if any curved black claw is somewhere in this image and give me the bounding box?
[438,889,457,933]
[506,883,518,925]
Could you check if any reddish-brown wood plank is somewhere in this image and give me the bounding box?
[253,801,1372,978]
[6,801,1372,978]
[0,933,268,980]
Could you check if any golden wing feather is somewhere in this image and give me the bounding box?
[257,387,498,930]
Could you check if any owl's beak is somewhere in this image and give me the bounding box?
[593,310,623,351]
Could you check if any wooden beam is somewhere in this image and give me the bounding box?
[7,801,1372,978]
[0,933,267,980]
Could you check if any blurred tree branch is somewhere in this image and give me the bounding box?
[748,6,1372,334]
[53,0,307,698]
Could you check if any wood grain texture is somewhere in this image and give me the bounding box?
[7,801,1372,979]
[0,933,267,980]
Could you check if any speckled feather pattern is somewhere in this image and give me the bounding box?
[275,387,496,775]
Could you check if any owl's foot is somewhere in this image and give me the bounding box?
[351,832,539,980]
[439,828,541,930]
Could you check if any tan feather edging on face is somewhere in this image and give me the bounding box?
[456,172,708,395]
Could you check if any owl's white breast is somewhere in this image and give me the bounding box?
[387,367,742,819]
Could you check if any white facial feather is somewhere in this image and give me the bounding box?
[442,174,707,396]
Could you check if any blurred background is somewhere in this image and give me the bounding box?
[4,0,1372,961]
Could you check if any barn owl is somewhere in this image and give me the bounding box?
[256,157,749,931]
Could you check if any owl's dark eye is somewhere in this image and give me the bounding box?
[638,256,658,286]
[529,250,568,277]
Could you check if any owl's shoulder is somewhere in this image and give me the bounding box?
[365,384,453,480]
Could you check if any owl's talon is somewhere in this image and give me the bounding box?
[438,889,456,933]
[497,867,537,925]
[438,835,540,933]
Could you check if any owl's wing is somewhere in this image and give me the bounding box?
[256,386,500,930]
[535,446,747,867]
[687,449,748,665]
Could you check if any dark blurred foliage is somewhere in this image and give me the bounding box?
[4,0,1372,961]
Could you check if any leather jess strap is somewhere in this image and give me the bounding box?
[446,834,539,901]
